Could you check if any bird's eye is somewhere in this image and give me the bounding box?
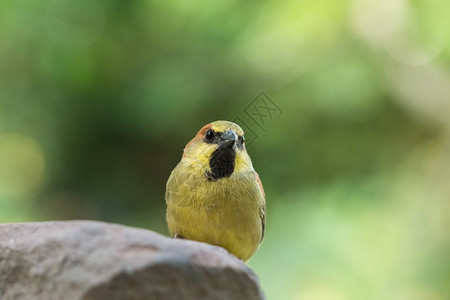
[238,136,245,146]
[205,129,215,141]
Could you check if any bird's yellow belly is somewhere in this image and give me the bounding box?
[167,200,261,261]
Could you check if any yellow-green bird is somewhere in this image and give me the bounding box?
[165,120,266,262]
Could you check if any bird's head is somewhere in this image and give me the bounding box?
[182,120,253,181]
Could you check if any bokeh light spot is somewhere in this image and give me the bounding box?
[0,134,46,197]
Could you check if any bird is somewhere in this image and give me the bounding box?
[165,120,266,262]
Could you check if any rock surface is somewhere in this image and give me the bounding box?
[0,221,265,300]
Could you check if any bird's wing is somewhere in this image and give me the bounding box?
[256,172,266,242]
[165,163,184,205]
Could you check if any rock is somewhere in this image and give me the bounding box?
[0,221,265,300]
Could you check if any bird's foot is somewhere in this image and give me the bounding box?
[173,233,184,239]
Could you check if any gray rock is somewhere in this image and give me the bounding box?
[0,221,265,300]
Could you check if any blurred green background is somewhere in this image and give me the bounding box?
[1,0,450,299]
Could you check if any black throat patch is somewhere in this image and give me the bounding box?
[207,147,236,181]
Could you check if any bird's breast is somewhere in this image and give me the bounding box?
[166,168,263,260]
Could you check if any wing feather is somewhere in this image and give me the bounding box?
[255,172,266,242]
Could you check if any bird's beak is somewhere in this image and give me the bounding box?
[217,130,238,149]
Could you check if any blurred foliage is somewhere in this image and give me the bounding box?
[1,0,450,299]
